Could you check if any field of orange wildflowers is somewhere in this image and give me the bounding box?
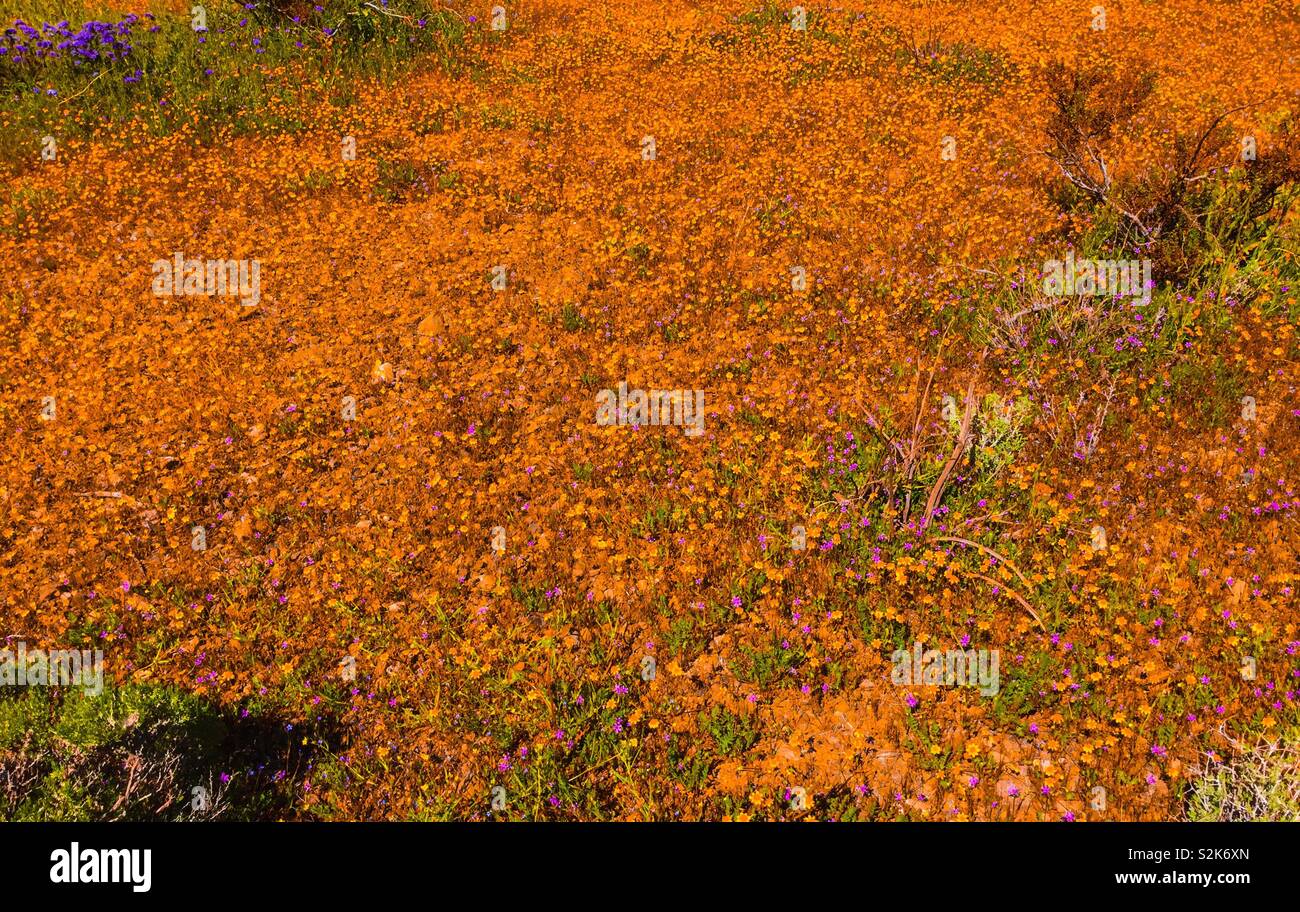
[2,0,1299,823]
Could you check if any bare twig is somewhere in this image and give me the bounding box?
[60,68,108,104]
[971,572,1045,631]
[934,535,1034,592]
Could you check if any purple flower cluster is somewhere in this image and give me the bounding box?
[1,13,153,69]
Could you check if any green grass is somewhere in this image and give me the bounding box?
[732,635,803,688]
[734,1,789,32]
[990,649,1059,725]
[0,683,328,820]
[899,40,1011,88]
[1151,352,1249,430]
[560,302,586,332]
[373,155,427,203]
[1,0,475,167]
[0,183,56,237]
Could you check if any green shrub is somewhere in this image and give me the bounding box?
[701,706,759,757]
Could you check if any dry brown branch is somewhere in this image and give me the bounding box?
[934,535,1034,591]
[919,379,976,529]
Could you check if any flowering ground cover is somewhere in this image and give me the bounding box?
[2,0,1298,821]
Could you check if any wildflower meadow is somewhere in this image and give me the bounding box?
[2,0,1299,835]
